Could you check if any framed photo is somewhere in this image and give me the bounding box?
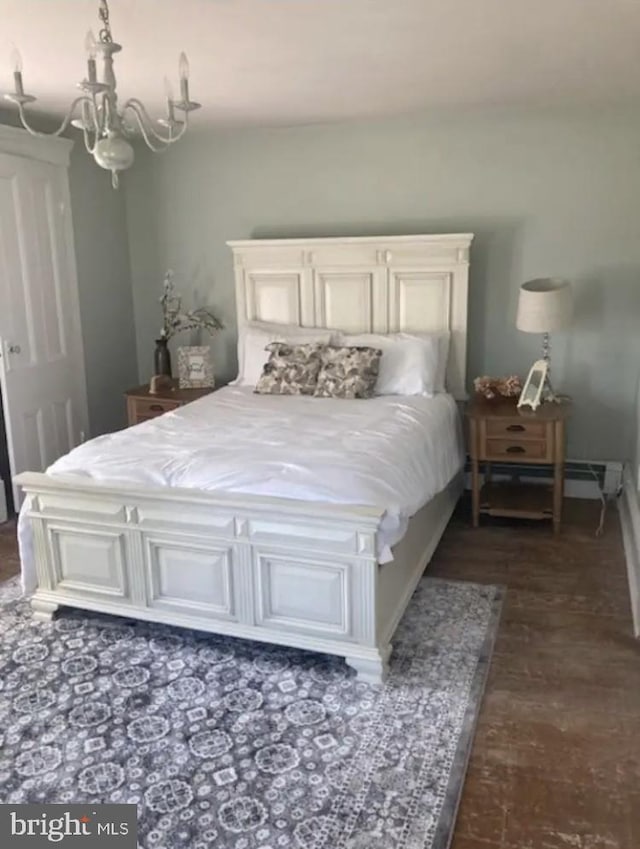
[177,346,214,389]
[517,358,548,411]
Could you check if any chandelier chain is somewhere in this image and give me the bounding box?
[98,0,113,44]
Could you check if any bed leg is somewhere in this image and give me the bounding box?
[345,644,392,685]
[31,598,59,622]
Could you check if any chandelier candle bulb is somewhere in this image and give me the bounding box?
[10,47,22,72]
[10,47,24,96]
[179,52,190,102]
[159,76,176,127]
[85,30,97,83]
[13,70,24,97]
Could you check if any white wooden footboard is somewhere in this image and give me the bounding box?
[15,472,392,681]
[16,472,461,683]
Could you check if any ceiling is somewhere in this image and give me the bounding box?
[3,0,640,129]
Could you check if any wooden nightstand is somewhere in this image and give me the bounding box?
[125,382,215,426]
[465,397,571,533]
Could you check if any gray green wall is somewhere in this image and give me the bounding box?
[121,106,639,462]
[67,134,138,435]
[0,109,138,437]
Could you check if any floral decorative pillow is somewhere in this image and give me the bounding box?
[314,346,382,399]
[254,342,323,395]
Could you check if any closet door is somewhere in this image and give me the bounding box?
[0,152,89,507]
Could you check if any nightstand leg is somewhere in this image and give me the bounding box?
[471,457,480,527]
[553,420,565,534]
[553,461,564,534]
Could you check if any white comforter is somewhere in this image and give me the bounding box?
[19,387,463,592]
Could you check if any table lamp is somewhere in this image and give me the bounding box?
[516,277,572,402]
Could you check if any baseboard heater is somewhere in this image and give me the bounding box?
[463,458,623,500]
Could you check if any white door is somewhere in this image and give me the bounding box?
[0,152,89,508]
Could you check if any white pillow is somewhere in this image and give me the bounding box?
[233,322,335,387]
[400,331,450,393]
[335,332,440,397]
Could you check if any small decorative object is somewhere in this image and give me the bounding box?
[518,359,549,411]
[516,277,572,402]
[178,346,214,388]
[149,374,174,395]
[473,374,522,401]
[155,269,223,379]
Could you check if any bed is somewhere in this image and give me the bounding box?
[16,233,473,683]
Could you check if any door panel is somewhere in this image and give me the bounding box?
[48,524,131,602]
[0,153,88,508]
[143,534,238,621]
[388,269,453,332]
[254,547,353,639]
[313,268,387,333]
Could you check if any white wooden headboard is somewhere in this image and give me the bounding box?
[227,233,474,399]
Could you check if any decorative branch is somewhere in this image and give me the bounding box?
[159,270,223,341]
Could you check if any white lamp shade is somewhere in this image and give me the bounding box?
[516,278,572,334]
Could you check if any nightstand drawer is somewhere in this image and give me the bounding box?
[134,398,181,417]
[484,438,550,461]
[125,383,216,428]
[485,419,546,440]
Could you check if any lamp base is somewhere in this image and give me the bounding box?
[541,345,570,403]
[542,377,570,404]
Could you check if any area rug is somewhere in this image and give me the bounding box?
[0,576,503,849]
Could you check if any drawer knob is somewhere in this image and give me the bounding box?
[506,445,526,454]
[149,404,164,412]
[506,424,525,432]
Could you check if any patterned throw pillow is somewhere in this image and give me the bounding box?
[254,342,323,395]
[314,346,382,399]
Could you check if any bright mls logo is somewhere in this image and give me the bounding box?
[0,804,136,847]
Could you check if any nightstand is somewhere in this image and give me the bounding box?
[125,382,215,426]
[465,397,571,533]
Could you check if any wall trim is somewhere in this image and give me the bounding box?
[618,464,640,638]
[0,123,73,167]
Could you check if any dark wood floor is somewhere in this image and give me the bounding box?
[0,517,19,581]
[1,498,638,847]
[430,498,639,849]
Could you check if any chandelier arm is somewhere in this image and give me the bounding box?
[122,102,171,153]
[123,98,189,146]
[16,96,94,138]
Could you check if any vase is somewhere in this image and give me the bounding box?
[154,338,172,377]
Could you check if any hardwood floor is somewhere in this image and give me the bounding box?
[0,498,637,847]
[431,498,639,849]
[0,517,19,582]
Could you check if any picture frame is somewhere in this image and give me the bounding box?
[177,346,214,389]
[517,358,548,411]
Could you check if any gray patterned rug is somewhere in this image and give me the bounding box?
[0,576,503,849]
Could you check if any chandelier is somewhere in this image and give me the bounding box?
[5,0,200,188]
